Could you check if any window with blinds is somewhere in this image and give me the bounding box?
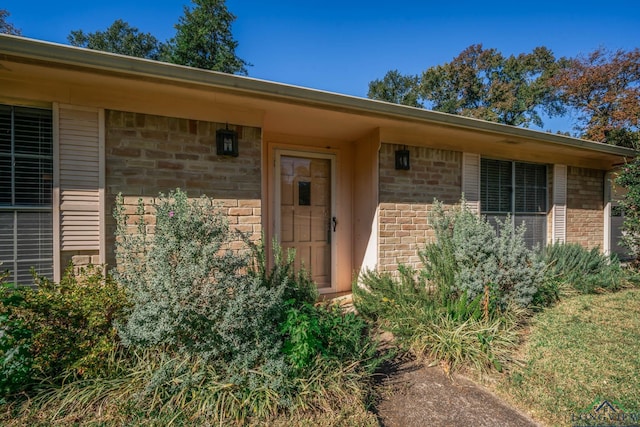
[481,158,548,248]
[0,105,54,284]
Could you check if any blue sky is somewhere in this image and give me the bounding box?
[4,0,640,132]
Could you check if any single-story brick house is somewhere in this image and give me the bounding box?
[1,35,636,294]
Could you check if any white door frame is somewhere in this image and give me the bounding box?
[275,149,337,294]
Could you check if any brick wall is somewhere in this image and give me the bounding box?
[62,251,100,272]
[378,144,462,272]
[566,166,604,249]
[105,111,262,265]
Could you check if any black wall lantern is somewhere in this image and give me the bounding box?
[216,124,239,157]
[395,146,410,170]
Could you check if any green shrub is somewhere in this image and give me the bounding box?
[3,189,379,424]
[530,275,562,307]
[354,265,431,323]
[442,290,484,322]
[114,189,297,386]
[281,302,323,370]
[317,304,377,368]
[354,267,519,373]
[111,189,383,421]
[281,301,378,373]
[616,158,640,261]
[426,201,544,309]
[0,282,33,399]
[539,242,630,294]
[0,264,129,399]
[354,199,541,373]
[29,266,128,380]
[246,237,318,309]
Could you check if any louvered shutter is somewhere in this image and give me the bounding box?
[58,106,104,256]
[462,152,480,214]
[552,164,567,243]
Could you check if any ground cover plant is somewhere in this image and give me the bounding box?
[495,289,640,426]
[0,189,380,426]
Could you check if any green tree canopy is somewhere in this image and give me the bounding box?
[67,0,248,75]
[165,0,249,74]
[550,47,640,147]
[368,70,420,107]
[368,45,640,146]
[0,9,21,35]
[68,19,163,60]
[371,44,563,128]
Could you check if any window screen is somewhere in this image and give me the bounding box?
[0,105,53,284]
[481,158,547,248]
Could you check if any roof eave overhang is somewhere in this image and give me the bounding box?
[0,34,637,160]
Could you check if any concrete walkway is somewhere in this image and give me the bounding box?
[376,360,540,427]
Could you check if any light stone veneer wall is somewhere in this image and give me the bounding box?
[102,110,262,267]
[378,144,462,272]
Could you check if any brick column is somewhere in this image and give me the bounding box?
[566,166,604,249]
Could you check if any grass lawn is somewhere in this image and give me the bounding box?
[494,289,640,426]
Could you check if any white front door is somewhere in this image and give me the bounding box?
[276,151,336,292]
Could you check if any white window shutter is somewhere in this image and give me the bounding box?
[552,164,567,243]
[462,152,481,214]
[58,106,104,257]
